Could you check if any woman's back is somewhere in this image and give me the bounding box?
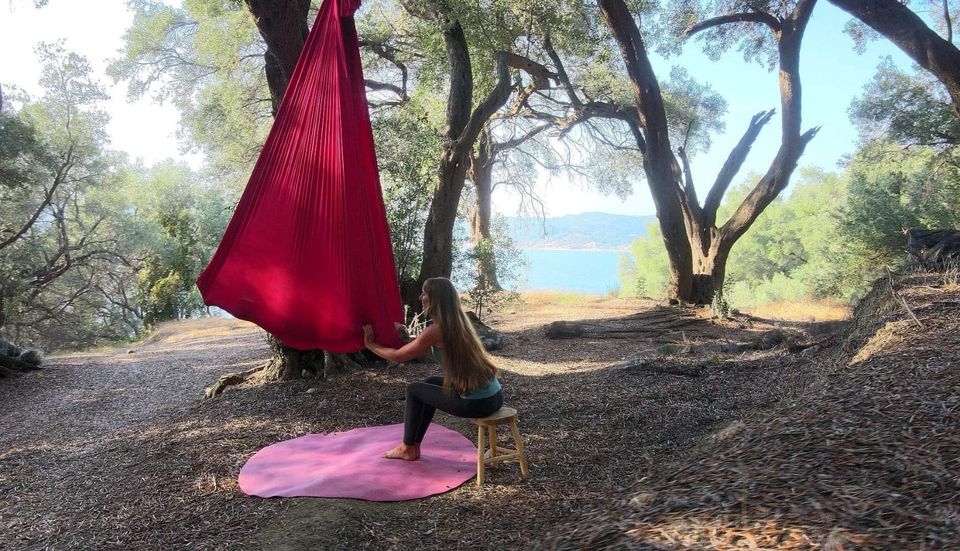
[430,345,500,398]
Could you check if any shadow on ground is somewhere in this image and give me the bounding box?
[0,304,850,549]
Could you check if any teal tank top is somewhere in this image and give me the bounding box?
[431,347,502,399]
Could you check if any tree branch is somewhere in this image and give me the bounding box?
[584,120,642,152]
[792,0,819,28]
[721,126,820,241]
[490,123,552,155]
[456,51,554,157]
[0,145,74,251]
[676,146,702,222]
[705,0,817,255]
[703,109,775,228]
[543,33,582,108]
[365,78,404,97]
[945,0,954,44]
[829,0,960,115]
[686,12,781,37]
[598,0,673,163]
[503,52,555,90]
[503,53,557,114]
[455,52,512,156]
[360,38,410,102]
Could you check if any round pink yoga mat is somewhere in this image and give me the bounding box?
[238,423,477,501]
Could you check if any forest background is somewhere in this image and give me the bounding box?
[2,0,959,352]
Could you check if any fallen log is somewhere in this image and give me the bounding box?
[466,311,505,351]
[544,317,699,339]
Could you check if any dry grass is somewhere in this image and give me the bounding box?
[141,318,261,344]
[742,299,851,322]
[940,260,960,287]
[514,290,612,306]
[495,292,656,332]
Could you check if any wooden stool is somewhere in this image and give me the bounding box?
[468,406,529,486]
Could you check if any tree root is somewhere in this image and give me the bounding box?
[616,358,705,378]
[204,362,269,398]
[203,350,366,398]
[322,351,361,379]
[545,318,698,339]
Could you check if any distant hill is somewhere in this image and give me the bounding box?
[501,212,657,250]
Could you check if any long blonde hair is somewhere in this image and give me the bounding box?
[423,277,498,393]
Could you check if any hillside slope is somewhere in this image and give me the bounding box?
[503,212,656,250]
[545,267,960,549]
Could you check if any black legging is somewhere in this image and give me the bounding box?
[403,375,503,445]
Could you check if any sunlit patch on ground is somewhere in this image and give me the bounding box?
[742,299,851,321]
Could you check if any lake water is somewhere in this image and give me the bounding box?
[507,248,626,294]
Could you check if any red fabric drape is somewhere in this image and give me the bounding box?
[196,0,403,352]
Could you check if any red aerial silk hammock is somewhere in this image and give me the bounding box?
[196,0,404,352]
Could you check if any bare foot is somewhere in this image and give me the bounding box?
[384,443,420,461]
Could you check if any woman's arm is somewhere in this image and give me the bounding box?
[363,323,440,363]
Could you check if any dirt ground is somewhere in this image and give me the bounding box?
[2,286,931,550]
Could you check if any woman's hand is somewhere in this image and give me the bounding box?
[361,324,375,346]
[362,323,439,363]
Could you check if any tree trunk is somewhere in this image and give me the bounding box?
[598,0,819,305]
[468,128,500,290]
[689,239,731,305]
[243,0,311,114]
[828,0,960,116]
[419,151,470,289]
[401,1,531,310]
[401,8,474,311]
[597,0,696,303]
[263,50,284,115]
[204,334,365,397]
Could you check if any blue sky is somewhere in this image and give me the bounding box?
[1,0,917,217]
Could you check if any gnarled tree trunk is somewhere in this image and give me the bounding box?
[204,334,363,398]
[596,0,819,305]
[243,0,311,114]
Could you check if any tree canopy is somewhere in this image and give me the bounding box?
[4,0,960,351]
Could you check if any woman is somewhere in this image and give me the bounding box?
[362,277,502,461]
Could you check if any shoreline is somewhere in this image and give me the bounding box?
[519,246,629,253]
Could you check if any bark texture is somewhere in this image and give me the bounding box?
[243,0,311,114]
